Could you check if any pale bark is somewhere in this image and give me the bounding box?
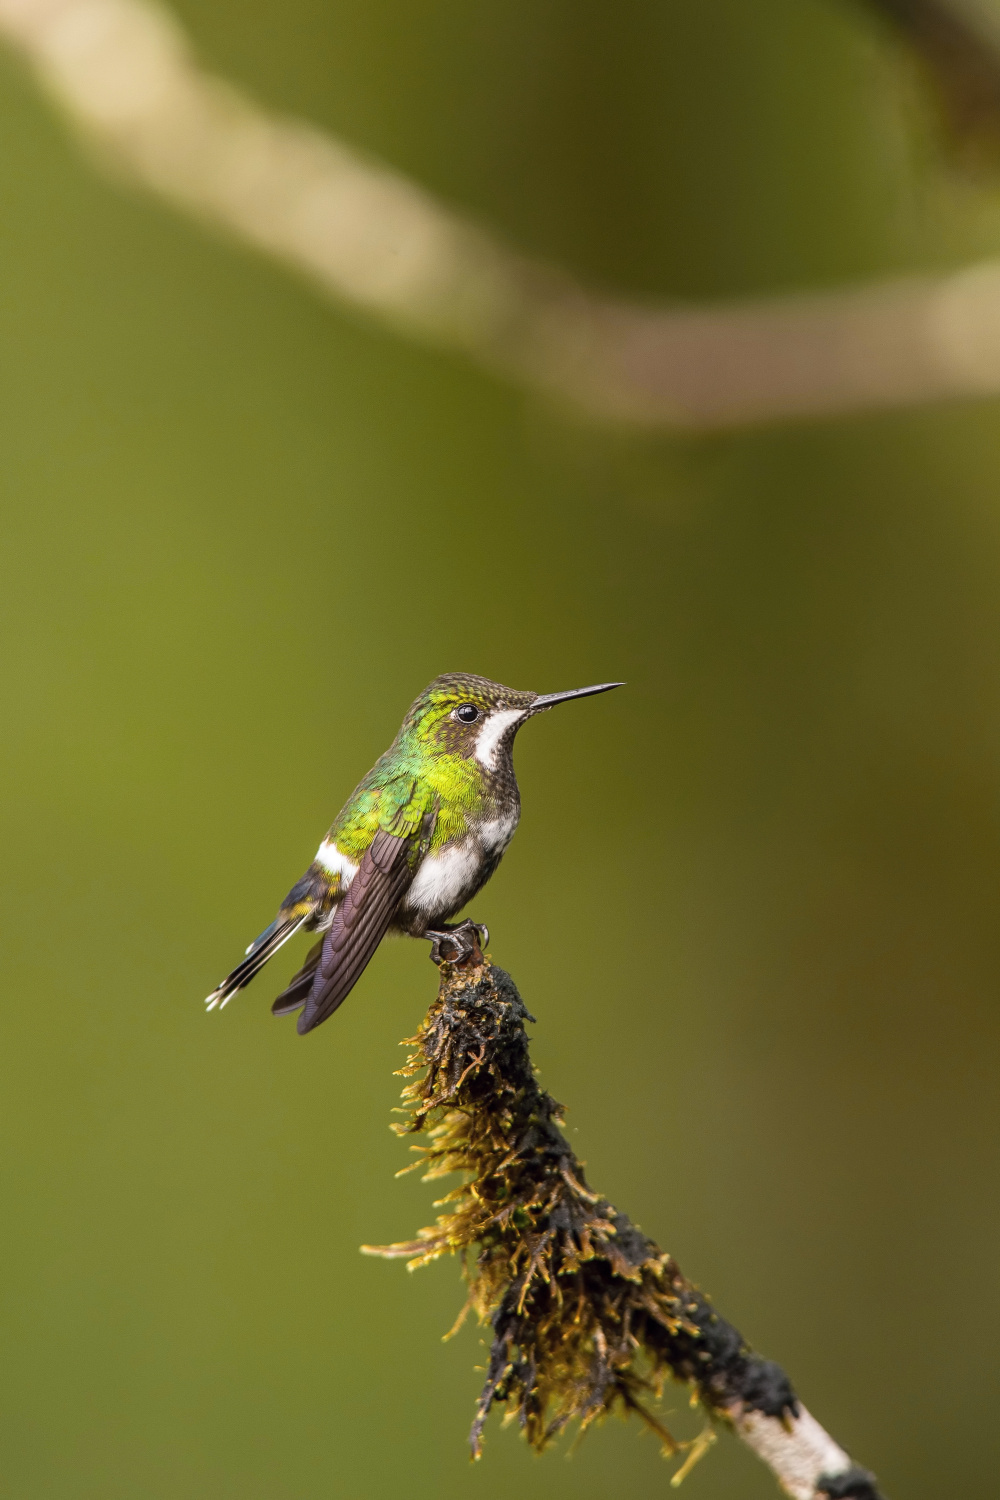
[732,1404,877,1500]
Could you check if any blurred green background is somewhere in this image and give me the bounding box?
[0,0,998,1495]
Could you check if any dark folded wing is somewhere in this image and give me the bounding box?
[296,828,415,1034]
[271,937,324,1016]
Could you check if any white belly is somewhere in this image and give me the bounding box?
[403,841,481,917]
[478,809,519,853]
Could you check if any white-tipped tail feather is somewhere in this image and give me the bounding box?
[204,911,310,1011]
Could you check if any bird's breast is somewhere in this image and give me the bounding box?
[399,803,520,922]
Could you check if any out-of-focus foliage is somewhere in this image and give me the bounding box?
[0,2,997,1498]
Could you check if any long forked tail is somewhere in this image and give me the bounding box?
[205,912,310,1011]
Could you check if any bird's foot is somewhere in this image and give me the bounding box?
[425,919,488,967]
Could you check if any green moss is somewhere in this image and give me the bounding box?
[364,959,793,1472]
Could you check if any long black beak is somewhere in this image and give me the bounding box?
[529,682,625,713]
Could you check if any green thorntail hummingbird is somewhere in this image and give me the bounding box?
[205,673,624,1034]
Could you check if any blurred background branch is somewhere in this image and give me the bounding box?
[8,0,1000,429]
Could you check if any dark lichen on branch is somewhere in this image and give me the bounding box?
[362,958,798,1476]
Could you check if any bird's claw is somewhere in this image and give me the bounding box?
[426,919,487,967]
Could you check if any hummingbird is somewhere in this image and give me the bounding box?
[204,673,623,1034]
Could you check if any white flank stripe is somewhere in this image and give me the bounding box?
[474,708,524,770]
[315,839,360,884]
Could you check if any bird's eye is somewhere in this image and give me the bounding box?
[455,703,480,724]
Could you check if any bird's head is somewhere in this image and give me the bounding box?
[400,673,624,770]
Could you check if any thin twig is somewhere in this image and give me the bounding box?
[4,0,1000,430]
[363,959,886,1500]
